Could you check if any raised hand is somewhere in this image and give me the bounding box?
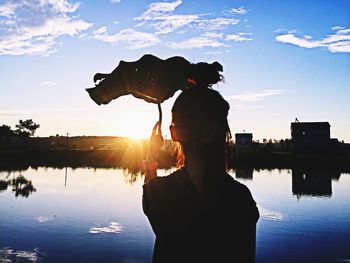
[147,121,163,162]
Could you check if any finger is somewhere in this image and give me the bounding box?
[152,121,160,136]
[157,123,162,136]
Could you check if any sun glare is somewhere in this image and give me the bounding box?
[109,107,155,139]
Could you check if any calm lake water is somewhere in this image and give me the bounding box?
[1,167,349,263]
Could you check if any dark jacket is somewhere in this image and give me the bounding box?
[143,168,260,263]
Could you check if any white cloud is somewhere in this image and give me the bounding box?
[93,26,108,35]
[0,0,92,56]
[95,0,250,50]
[43,0,80,13]
[226,89,286,102]
[0,2,16,17]
[135,0,182,20]
[93,28,160,49]
[203,32,224,38]
[328,41,350,53]
[276,34,322,48]
[152,14,198,34]
[230,7,247,15]
[110,0,121,3]
[276,27,350,53]
[134,0,241,34]
[89,222,123,234]
[195,17,239,31]
[226,32,253,42]
[167,34,226,49]
[134,0,198,34]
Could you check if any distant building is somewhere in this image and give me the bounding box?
[235,133,253,153]
[290,121,331,152]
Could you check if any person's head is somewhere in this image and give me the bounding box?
[170,62,231,166]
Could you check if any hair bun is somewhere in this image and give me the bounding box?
[187,61,223,87]
[212,61,223,72]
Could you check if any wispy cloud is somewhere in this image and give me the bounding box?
[93,28,160,49]
[110,0,121,3]
[0,0,92,56]
[136,0,182,19]
[195,17,239,31]
[0,2,16,18]
[167,31,253,49]
[227,89,286,102]
[134,0,198,34]
[276,27,350,53]
[133,0,246,36]
[230,7,247,15]
[94,0,251,50]
[167,33,226,49]
[226,32,253,42]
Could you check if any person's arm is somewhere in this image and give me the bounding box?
[143,121,163,184]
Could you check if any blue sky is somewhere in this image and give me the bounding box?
[0,0,349,142]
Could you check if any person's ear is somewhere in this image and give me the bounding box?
[169,125,179,142]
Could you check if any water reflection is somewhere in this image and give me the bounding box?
[0,174,36,198]
[89,222,123,234]
[1,167,345,202]
[65,166,67,187]
[0,247,43,262]
[233,168,344,199]
[292,168,341,198]
[0,167,349,263]
[236,168,254,180]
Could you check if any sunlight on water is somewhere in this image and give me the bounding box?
[257,206,283,221]
[0,247,42,262]
[89,222,123,234]
[35,216,51,223]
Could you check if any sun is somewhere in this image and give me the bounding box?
[105,104,157,139]
[99,96,173,140]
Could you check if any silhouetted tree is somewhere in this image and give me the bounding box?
[15,119,40,138]
[0,125,14,136]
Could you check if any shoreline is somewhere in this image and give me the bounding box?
[1,149,349,172]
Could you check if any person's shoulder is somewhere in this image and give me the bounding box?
[224,174,257,203]
[225,174,251,192]
[143,168,185,190]
[224,173,260,221]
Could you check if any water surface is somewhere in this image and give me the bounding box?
[0,167,349,263]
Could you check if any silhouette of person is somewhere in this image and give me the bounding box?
[142,62,259,263]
